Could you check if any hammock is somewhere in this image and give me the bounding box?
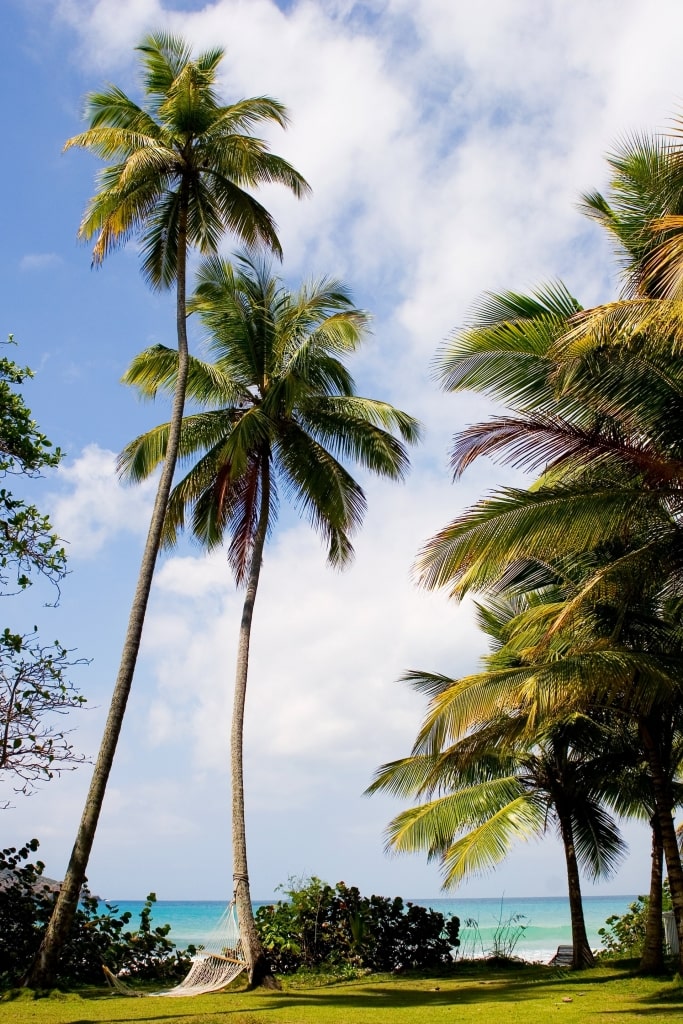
[103,899,246,998]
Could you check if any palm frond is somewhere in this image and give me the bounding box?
[568,799,625,880]
[415,484,664,597]
[385,787,545,889]
[275,422,365,568]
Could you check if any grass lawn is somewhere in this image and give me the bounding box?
[3,963,683,1023]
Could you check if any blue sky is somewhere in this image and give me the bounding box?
[2,0,683,903]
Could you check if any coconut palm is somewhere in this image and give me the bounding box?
[578,127,683,306]
[401,126,683,971]
[421,130,683,605]
[414,271,683,963]
[368,595,626,969]
[599,712,683,974]
[27,34,309,988]
[374,723,623,969]
[119,252,421,986]
[419,276,683,603]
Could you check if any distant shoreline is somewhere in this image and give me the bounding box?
[100,893,640,904]
[99,893,639,959]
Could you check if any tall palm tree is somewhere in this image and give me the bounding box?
[403,127,683,970]
[368,595,626,969]
[119,253,421,986]
[415,276,683,964]
[27,34,309,988]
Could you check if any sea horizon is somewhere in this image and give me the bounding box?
[105,893,640,964]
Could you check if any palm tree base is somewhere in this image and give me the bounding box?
[572,947,595,970]
[246,956,280,990]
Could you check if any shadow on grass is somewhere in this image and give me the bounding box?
[8,964,683,1023]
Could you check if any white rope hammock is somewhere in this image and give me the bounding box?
[104,899,246,998]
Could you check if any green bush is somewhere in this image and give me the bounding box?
[255,876,460,974]
[0,840,195,987]
[597,883,671,960]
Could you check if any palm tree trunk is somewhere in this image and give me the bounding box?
[556,805,594,969]
[26,192,191,989]
[231,456,278,990]
[638,713,683,973]
[640,815,664,974]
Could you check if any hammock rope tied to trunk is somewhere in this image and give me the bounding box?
[103,899,246,997]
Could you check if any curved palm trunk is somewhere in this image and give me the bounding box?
[26,195,191,989]
[556,805,594,969]
[231,457,278,989]
[638,713,683,973]
[640,815,664,974]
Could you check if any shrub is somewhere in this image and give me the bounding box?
[255,876,460,974]
[597,883,671,961]
[598,896,649,959]
[0,840,194,987]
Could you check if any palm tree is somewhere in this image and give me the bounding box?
[401,127,683,969]
[368,593,626,969]
[119,253,421,986]
[415,276,683,964]
[27,34,309,988]
[420,130,683,606]
[599,712,683,974]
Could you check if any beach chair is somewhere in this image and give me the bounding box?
[549,945,574,966]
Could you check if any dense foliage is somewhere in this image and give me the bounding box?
[255,877,460,974]
[370,130,683,972]
[598,883,672,961]
[0,340,85,802]
[0,840,194,987]
[597,897,650,961]
[0,337,65,594]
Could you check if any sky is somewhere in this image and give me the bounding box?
[2,0,683,905]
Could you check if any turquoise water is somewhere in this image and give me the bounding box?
[108,894,638,963]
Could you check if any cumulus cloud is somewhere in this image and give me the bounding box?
[49,0,683,388]
[27,0,681,898]
[47,444,156,557]
[138,465,494,797]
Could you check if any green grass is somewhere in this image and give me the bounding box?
[3,963,683,1023]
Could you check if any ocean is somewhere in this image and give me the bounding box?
[107,894,638,964]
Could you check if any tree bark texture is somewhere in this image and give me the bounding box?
[26,197,191,989]
[556,805,595,969]
[639,713,683,974]
[231,456,279,990]
[640,816,664,974]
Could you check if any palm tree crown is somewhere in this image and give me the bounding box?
[65,32,310,284]
[121,252,421,567]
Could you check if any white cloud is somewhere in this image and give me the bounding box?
[19,252,63,271]
[47,444,156,557]
[137,466,491,800]
[27,0,683,899]
[54,0,166,66]
[45,7,508,463]
[48,0,683,384]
